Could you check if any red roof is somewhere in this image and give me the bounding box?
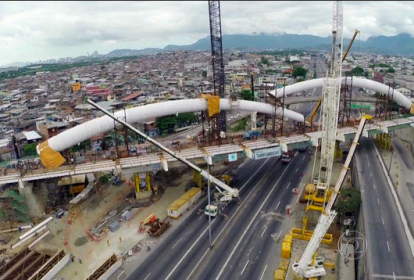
[121,92,143,101]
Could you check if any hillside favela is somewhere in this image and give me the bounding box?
[1,1,414,280]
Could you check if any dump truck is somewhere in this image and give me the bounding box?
[281,150,294,164]
[147,218,171,237]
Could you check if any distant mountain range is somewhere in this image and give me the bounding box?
[2,32,414,68]
[106,32,414,57]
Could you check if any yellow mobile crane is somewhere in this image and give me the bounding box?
[307,29,360,128]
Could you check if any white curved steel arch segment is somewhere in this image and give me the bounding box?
[41,98,304,153]
[270,77,412,109]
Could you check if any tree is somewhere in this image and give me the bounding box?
[292,66,308,78]
[334,187,361,217]
[240,89,254,101]
[23,143,37,157]
[201,70,207,78]
[352,66,364,76]
[260,56,270,66]
[387,67,395,73]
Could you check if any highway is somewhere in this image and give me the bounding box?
[126,151,310,280]
[189,151,310,280]
[355,137,414,279]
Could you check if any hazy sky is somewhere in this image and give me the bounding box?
[1,1,413,67]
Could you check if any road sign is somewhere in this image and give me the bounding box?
[253,147,282,160]
[351,103,371,110]
[228,153,237,162]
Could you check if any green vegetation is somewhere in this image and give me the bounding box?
[232,117,248,132]
[23,143,37,157]
[240,89,254,101]
[0,55,141,82]
[99,173,112,184]
[292,66,308,78]
[156,112,197,136]
[70,139,91,153]
[334,187,361,216]
[202,70,207,77]
[387,67,395,73]
[260,56,270,66]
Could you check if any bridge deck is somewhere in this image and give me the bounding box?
[1,116,413,185]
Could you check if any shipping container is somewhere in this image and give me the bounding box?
[167,187,201,219]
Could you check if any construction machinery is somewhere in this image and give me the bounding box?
[147,218,171,237]
[293,114,371,278]
[292,2,371,278]
[306,28,360,128]
[85,98,240,218]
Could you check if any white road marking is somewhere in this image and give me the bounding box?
[172,237,183,249]
[370,172,373,177]
[368,162,370,167]
[286,182,291,189]
[387,241,390,252]
[276,229,282,241]
[382,217,385,226]
[198,215,203,220]
[295,167,299,173]
[373,184,376,190]
[377,198,380,205]
[241,260,249,275]
[183,158,272,280]
[259,265,267,280]
[143,273,151,280]
[215,163,293,280]
[275,201,280,210]
[261,226,267,238]
[302,156,306,160]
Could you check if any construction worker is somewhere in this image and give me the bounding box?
[78,256,82,264]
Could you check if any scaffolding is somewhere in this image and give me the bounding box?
[374,82,394,120]
[338,75,353,127]
[0,189,30,224]
[0,248,51,280]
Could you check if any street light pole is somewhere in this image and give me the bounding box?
[207,162,212,250]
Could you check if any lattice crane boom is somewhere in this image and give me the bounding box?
[293,1,344,277]
[208,1,227,140]
[317,0,343,197]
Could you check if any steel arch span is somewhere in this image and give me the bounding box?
[269,77,413,110]
[37,98,304,156]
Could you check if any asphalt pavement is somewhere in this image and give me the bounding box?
[355,137,414,279]
[126,155,278,280]
[189,151,310,280]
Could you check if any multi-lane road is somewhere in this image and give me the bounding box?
[126,151,310,280]
[355,137,414,279]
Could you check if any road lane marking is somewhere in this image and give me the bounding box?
[241,260,249,275]
[377,198,380,205]
[259,265,267,280]
[373,184,376,190]
[368,162,370,167]
[295,168,299,173]
[143,273,151,280]
[215,162,293,280]
[261,226,267,238]
[286,182,291,189]
[387,241,390,252]
[370,172,373,177]
[172,237,183,249]
[382,217,385,226]
[302,156,306,160]
[275,201,280,210]
[276,229,282,241]
[181,158,272,280]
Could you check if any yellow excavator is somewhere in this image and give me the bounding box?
[307,29,360,128]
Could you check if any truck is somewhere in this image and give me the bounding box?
[167,187,202,219]
[281,150,294,164]
[147,218,171,237]
[204,200,228,218]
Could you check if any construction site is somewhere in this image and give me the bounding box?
[2,1,414,280]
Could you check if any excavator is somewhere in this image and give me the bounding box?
[307,29,360,129]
